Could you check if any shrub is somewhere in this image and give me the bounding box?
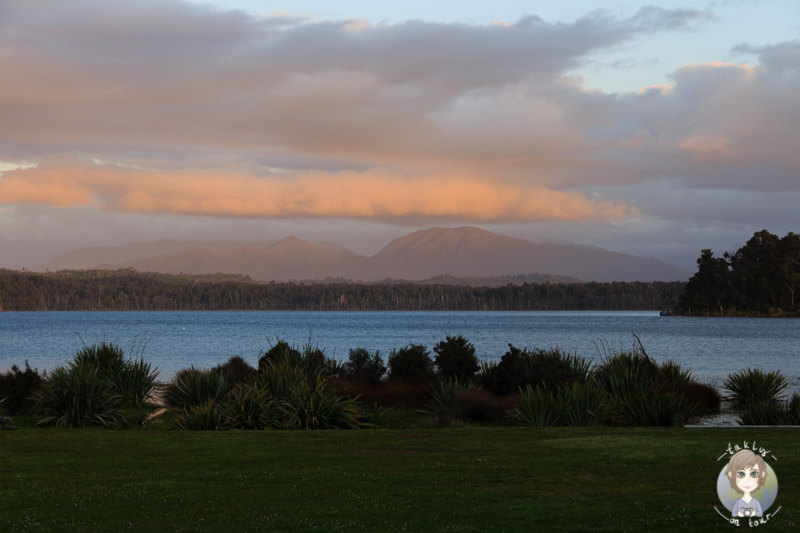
[213,356,257,386]
[342,348,386,386]
[674,382,721,416]
[163,368,229,410]
[224,382,278,429]
[258,341,301,372]
[388,344,435,384]
[451,389,515,424]
[259,340,335,378]
[334,380,431,409]
[173,401,226,431]
[527,349,591,391]
[482,345,590,396]
[433,336,479,381]
[281,375,360,429]
[724,369,788,410]
[35,364,125,428]
[483,345,531,396]
[0,361,45,415]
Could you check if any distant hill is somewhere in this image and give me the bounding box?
[369,227,689,282]
[44,226,691,282]
[45,239,207,270]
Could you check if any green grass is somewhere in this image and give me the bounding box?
[1,427,799,531]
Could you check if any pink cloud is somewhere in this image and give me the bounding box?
[0,160,637,222]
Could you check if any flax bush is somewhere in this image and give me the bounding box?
[34,343,158,428]
[281,375,360,429]
[224,382,278,429]
[425,377,477,426]
[173,401,226,431]
[35,363,125,428]
[724,368,788,410]
[73,342,158,408]
[163,368,229,410]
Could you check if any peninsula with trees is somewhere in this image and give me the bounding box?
[671,230,800,316]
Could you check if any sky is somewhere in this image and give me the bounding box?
[1,0,798,270]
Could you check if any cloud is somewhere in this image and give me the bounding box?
[0,0,797,237]
[0,159,636,222]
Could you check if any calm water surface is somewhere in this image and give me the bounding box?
[1,311,799,389]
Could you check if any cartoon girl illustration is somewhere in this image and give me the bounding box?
[725,449,767,518]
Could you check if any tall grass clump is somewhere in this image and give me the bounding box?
[35,364,125,428]
[425,377,476,426]
[163,368,229,410]
[511,383,608,427]
[724,369,788,410]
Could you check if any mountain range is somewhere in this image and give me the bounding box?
[41,226,691,283]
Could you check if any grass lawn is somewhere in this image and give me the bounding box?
[1,425,799,531]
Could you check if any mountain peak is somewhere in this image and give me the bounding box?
[377,226,525,256]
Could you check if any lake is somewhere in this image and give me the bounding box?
[1,311,799,391]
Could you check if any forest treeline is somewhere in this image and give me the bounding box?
[0,269,684,311]
[673,229,800,316]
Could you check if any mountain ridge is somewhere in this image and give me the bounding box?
[44,226,691,282]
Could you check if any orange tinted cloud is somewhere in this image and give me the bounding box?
[0,161,636,222]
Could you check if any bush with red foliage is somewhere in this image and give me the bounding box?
[332,379,432,409]
[674,382,721,416]
[453,389,517,423]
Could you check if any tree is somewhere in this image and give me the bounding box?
[778,232,800,312]
[388,344,435,384]
[433,335,478,380]
[343,348,386,385]
[677,249,730,315]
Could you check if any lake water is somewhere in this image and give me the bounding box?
[1,311,799,391]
